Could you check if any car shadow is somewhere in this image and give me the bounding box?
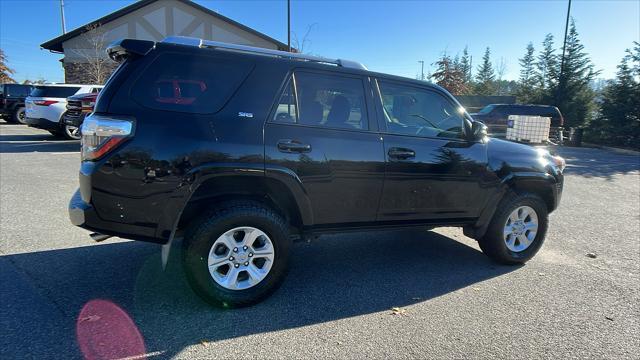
[2,230,517,358]
[0,132,79,153]
[555,146,639,180]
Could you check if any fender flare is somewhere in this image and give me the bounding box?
[159,163,312,268]
[466,171,558,240]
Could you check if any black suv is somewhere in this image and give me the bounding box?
[69,38,565,307]
[471,104,565,144]
[0,83,32,123]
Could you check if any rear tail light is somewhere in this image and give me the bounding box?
[80,114,133,161]
[33,100,59,106]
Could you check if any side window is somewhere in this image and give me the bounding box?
[272,80,297,123]
[295,72,368,130]
[378,81,464,139]
[132,53,253,114]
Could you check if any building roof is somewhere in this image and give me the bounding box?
[40,0,288,52]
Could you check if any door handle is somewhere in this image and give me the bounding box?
[277,140,312,153]
[388,147,415,160]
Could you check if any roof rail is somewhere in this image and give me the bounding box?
[162,36,367,71]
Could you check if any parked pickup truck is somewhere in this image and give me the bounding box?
[0,83,32,123]
[63,91,100,128]
[69,37,565,308]
[471,104,565,144]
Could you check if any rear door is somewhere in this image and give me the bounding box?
[264,70,385,225]
[374,79,491,221]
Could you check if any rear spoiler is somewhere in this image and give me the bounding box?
[106,39,155,62]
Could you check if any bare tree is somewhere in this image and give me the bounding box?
[291,23,318,54]
[70,24,113,84]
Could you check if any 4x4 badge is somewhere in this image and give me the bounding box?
[238,112,254,118]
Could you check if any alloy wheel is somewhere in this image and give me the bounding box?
[64,125,81,140]
[503,206,538,252]
[207,226,275,290]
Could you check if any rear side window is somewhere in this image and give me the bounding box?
[6,85,31,97]
[31,86,80,98]
[132,53,253,114]
[272,72,369,130]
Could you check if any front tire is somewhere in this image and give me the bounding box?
[62,124,81,140]
[479,192,548,264]
[182,201,292,308]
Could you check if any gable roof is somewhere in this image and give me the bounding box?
[40,0,288,52]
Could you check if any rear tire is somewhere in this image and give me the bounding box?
[182,201,291,308]
[13,107,26,124]
[479,192,548,264]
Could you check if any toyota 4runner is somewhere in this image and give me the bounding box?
[69,37,565,307]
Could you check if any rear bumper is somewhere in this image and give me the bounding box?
[69,189,166,244]
[24,117,59,131]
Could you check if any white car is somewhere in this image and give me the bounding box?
[25,84,103,140]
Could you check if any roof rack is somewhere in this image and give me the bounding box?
[162,36,367,71]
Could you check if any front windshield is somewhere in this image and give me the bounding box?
[477,104,495,115]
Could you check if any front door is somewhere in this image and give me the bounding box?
[374,80,491,222]
[264,71,385,225]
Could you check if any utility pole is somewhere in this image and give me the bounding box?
[418,60,425,80]
[558,0,572,93]
[60,0,67,34]
[287,0,291,52]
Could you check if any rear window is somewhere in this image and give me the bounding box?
[5,84,31,97]
[131,52,253,114]
[477,105,495,115]
[31,86,80,98]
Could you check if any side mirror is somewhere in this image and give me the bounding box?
[469,120,488,141]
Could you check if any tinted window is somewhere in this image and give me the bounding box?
[132,53,253,114]
[294,72,368,130]
[5,84,31,97]
[272,80,297,123]
[379,81,464,139]
[477,104,495,115]
[30,86,80,98]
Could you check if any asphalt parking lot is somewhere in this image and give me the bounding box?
[1,122,639,359]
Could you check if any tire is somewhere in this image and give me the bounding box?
[182,201,292,308]
[61,123,81,140]
[13,107,26,124]
[478,192,548,264]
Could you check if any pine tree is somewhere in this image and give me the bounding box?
[431,53,468,95]
[460,46,472,82]
[516,42,537,102]
[535,34,558,98]
[0,49,16,83]
[553,19,599,128]
[588,42,640,148]
[474,47,495,95]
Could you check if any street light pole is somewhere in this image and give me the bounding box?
[559,0,572,90]
[418,60,425,80]
[287,0,291,52]
[60,0,67,34]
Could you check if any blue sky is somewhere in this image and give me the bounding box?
[1,0,638,83]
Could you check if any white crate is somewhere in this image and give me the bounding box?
[506,115,551,143]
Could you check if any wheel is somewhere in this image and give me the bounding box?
[62,124,81,140]
[478,192,548,264]
[182,201,292,307]
[13,107,26,124]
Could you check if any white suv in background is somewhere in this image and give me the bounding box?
[25,84,103,140]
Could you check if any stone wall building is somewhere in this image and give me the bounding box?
[41,0,288,84]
